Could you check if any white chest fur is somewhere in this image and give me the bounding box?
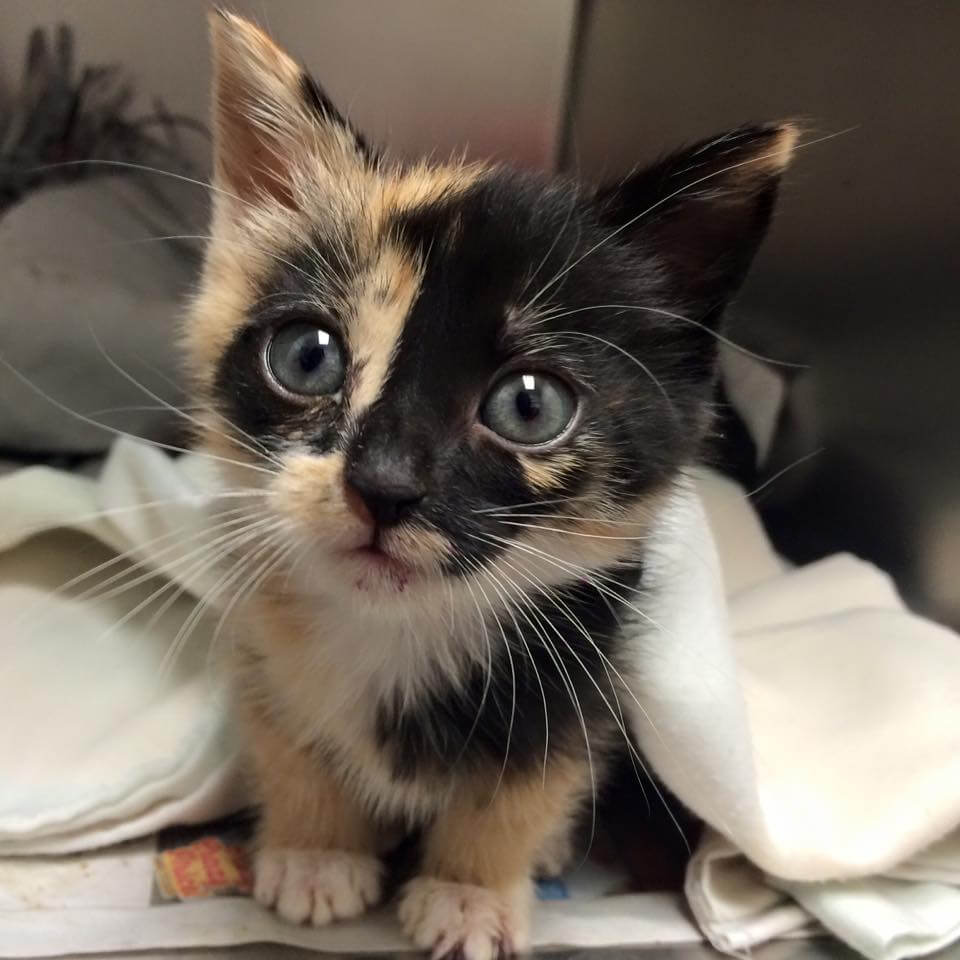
[236,585,487,824]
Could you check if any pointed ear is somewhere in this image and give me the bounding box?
[208,11,372,212]
[595,123,799,323]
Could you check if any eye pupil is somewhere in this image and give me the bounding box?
[515,389,541,421]
[299,343,326,373]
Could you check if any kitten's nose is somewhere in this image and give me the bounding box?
[345,456,426,529]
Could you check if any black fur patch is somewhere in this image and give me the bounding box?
[300,73,378,164]
[375,566,643,781]
[212,232,358,455]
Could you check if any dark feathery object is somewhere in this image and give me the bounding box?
[0,24,206,216]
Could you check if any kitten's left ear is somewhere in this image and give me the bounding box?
[209,11,372,214]
[595,122,799,324]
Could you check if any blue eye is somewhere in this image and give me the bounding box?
[482,372,577,445]
[267,322,345,396]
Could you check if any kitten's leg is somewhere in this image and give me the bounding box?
[248,719,383,927]
[533,821,576,877]
[399,760,587,960]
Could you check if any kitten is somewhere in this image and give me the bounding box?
[187,13,796,959]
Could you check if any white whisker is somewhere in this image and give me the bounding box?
[162,522,293,677]
[447,553,496,763]
[481,556,598,855]
[88,329,284,470]
[529,302,807,370]
[0,353,277,477]
[495,520,651,541]
[98,516,284,644]
[461,555,516,802]
[22,158,252,208]
[748,447,825,498]
[480,540,689,852]
[475,561,552,786]
[539,330,675,411]
[522,128,856,313]
[472,494,598,515]
[206,533,301,670]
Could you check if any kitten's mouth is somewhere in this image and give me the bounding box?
[345,540,417,591]
[353,542,403,566]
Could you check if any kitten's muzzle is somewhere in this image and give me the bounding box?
[345,454,426,530]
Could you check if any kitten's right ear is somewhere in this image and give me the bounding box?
[209,11,371,215]
[595,123,798,326]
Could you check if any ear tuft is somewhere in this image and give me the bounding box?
[750,122,801,176]
[596,122,801,323]
[208,12,368,213]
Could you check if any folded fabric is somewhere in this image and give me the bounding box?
[0,440,245,855]
[1,439,959,959]
[655,472,960,959]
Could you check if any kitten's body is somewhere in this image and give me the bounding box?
[190,14,796,959]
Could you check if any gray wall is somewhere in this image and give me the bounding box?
[0,0,577,170]
[568,0,960,627]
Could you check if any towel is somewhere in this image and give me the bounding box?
[641,471,960,958]
[0,441,245,855]
[1,438,959,959]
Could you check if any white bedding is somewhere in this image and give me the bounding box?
[1,438,958,959]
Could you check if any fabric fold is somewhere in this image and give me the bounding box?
[1,440,959,959]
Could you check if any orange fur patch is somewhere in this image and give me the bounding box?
[422,756,592,889]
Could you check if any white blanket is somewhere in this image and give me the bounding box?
[0,443,244,855]
[642,473,960,957]
[1,438,959,959]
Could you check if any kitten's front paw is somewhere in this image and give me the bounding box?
[254,848,382,926]
[398,876,531,960]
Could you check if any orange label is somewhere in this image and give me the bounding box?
[155,836,253,901]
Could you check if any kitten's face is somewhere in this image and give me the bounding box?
[188,15,795,612]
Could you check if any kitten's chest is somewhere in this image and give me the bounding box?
[239,600,469,820]
[238,584,627,819]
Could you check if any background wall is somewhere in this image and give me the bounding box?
[0,0,577,170]
[568,0,960,627]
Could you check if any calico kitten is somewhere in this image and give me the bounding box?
[188,13,796,959]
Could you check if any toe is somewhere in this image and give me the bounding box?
[252,849,284,907]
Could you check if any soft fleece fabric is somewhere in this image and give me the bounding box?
[1,438,958,959]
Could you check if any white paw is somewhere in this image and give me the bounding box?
[254,847,382,926]
[398,876,531,960]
